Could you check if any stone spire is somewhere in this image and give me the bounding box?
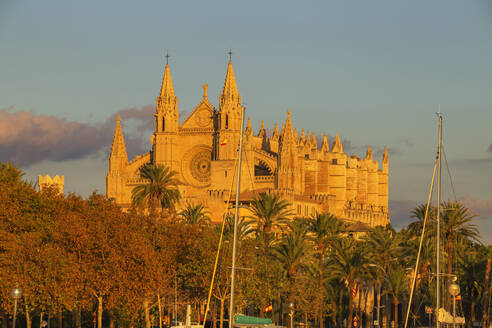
[159,62,175,103]
[258,120,265,138]
[383,145,389,164]
[300,128,305,144]
[272,122,279,140]
[332,133,344,153]
[293,128,299,144]
[366,146,373,160]
[283,110,295,142]
[321,133,330,152]
[311,131,317,149]
[220,59,240,107]
[245,116,253,136]
[305,131,312,148]
[109,116,128,169]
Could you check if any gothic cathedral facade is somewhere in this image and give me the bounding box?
[106,59,389,226]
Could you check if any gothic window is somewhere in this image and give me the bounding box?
[162,117,165,131]
[225,114,229,129]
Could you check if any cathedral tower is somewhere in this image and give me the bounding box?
[215,58,244,160]
[153,58,179,169]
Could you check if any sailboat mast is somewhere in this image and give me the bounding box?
[229,105,246,328]
[436,109,443,328]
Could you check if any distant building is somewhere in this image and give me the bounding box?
[38,174,64,194]
[106,58,389,226]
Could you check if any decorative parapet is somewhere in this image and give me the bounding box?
[343,200,389,226]
[38,174,64,194]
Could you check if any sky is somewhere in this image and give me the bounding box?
[1,0,491,241]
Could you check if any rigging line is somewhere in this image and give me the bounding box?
[202,156,239,328]
[441,144,457,202]
[404,158,438,328]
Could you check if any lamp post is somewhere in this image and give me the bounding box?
[10,287,22,328]
[289,303,294,328]
[448,283,460,328]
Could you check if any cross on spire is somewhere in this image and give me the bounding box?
[165,52,170,65]
[228,49,232,62]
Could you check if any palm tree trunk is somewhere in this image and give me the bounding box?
[338,286,344,328]
[144,298,151,328]
[97,296,103,328]
[393,298,398,328]
[219,298,225,328]
[482,258,491,328]
[347,281,354,328]
[470,301,475,326]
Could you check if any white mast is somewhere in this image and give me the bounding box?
[436,107,442,328]
[229,104,246,328]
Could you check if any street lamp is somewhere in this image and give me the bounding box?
[448,283,460,328]
[289,303,294,328]
[10,287,22,328]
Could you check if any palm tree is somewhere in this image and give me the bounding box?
[248,192,293,249]
[384,265,409,328]
[131,164,180,215]
[329,237,370,328]
[307,213,346,328]
[271,222,310,305]
[440,201,479,306]
[178,203,211,225]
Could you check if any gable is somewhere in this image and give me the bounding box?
[180,101,215,130]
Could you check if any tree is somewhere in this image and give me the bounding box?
[132,164,180,216]
[248,192,293,249]
[307,213,346,328]
[440,201,479,306]
[384,266,409,328]
[179,203,211,225]
[329,237,370,328]
[271,221,310,305]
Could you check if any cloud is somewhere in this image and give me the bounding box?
[459,196,492,218]
[0,106,155,167]
[389,199,421,230]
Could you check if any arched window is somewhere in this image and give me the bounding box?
[225,114,229,129]
[162,117,165,131]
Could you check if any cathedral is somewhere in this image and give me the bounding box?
[106,58,389,227]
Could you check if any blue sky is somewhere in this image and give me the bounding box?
[1,0,491,240]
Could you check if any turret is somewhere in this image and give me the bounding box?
[366,146,379,206]
[270,122,280,153]
[38,174,64,194]
[328,133,347,214]
[277,110,302,193]
[378,145,389,210]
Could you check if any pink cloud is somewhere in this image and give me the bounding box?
[0,106,155,167]
[459,196,492,218]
